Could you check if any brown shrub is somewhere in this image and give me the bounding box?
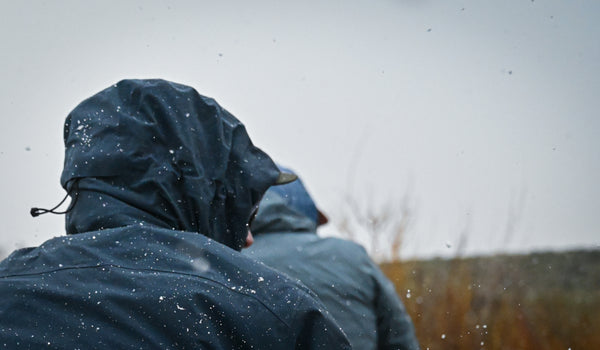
[380,250,600,350]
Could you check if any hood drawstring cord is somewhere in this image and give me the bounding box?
[30,179,80,217]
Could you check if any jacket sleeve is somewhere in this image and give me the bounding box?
[371,260,420,350]
[291,291,352,350]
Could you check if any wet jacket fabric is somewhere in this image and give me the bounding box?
[0,227,349,349]
[61,79,278,251]
[245,178,420,350]
[0,80,350,349]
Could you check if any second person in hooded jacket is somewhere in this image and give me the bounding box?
[245,165,420,350]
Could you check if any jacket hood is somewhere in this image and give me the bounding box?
[61,79,280,250]
[250,166,320,235]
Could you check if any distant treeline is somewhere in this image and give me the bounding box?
[381,249,600,350]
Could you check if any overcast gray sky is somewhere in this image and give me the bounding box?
[1,0,598,259]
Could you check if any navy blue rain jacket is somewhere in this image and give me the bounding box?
[0,80,350,349]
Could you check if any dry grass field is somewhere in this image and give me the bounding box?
[380,250,600,350]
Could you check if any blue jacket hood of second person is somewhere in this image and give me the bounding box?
[61,79,280,250]
[251,166,319,234]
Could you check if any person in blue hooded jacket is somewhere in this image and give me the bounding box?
[0,80,350,349]
[244,166,420,350]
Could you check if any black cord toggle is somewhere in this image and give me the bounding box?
[30,180,79,217]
